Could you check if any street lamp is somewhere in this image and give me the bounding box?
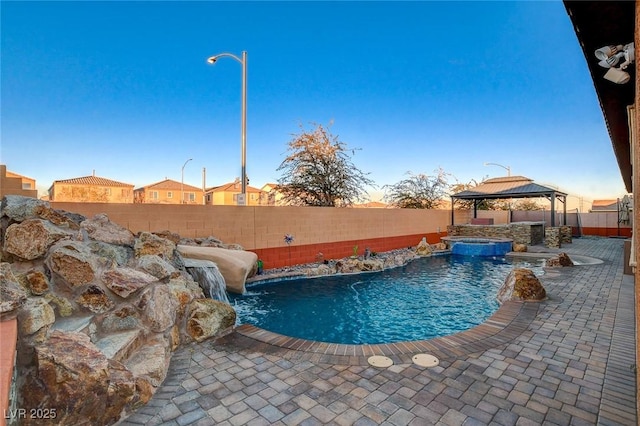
[484,162,511,176]
[181,158,192,204]
[207,51,248,202]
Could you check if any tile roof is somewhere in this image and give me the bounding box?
[592,199,618,207]
[135,179,202,192]
[53,175,133,187]
[206,182,263,193]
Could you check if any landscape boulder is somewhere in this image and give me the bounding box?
[46,240,98,288]
[546,252,574,267]
[102,267,157,298]
[0,195,50,223]
[497,268,546,304]
[415,237,433,256]
[0,263,27,317]
[187,298,236,342]
[20,330,135,426]
[513,243,528,252]
[80,213,135,246]
[135,231,176,260]
[3,219,74,260]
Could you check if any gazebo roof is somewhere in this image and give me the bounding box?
[451,176,567,200]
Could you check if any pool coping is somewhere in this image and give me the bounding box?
[221,300,541,366]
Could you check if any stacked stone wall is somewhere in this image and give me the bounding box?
[560,225,572,244]
[446,223,544,245]
[545,227,561,248]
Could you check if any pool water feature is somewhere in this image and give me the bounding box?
[442,236,513,256]
[230,255,545,345]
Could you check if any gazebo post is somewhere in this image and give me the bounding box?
[450,197,455,225]
[550,193,556,227]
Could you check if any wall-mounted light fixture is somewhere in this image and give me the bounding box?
[595,42,634,84]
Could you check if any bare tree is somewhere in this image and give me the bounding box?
[276,123,374,207]
[383,169,450,209]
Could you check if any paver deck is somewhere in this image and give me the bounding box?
[119,236,637,425]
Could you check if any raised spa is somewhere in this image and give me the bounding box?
[441,236,513,256]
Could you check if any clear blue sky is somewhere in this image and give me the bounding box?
[1,1,628,202]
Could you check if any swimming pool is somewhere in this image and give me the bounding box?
[230,254,545,345]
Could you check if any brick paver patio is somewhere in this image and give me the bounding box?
[120,236,636,425]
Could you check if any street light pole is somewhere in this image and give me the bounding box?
[181,158,192,204]
[484,162,511,176]
[207,51,248,201]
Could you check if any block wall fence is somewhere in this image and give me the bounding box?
[50,203,629,268]
[50,203,478,268]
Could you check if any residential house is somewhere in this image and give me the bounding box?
[260,183,286,206]
[590,199,621,212]
[205,179,265,206]
[0,165,37,198]
[134,179,204,204]
[563,0,639,399]
[48,173,134,203]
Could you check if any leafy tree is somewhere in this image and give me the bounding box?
[276,123,374,207]
[383,169,450,209]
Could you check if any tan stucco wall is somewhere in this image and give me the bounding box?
[51,203,462,250]
[134,188,204,204]
[50,183,133,203]
[0,165,37,199]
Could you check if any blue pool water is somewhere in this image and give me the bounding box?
[450,240,513,256]
[230,255,545,345]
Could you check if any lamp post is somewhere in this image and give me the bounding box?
[207,51,248,202]
[484,162,511,176]
[181,158,192,204]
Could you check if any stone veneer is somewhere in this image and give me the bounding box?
[560,225,573,244]
[446,222,544,245]
[545,227,561,248]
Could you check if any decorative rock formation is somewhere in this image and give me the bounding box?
[497,268,546,304]
[102,267,157,298]
[20,330,135,426]
[415,237,433,256]
[258,249,420,280]
[17,298,55,336]
[187,299,236,342]
[0,263,27,318]
[135,231,176,260]
[80,213,135,246]
[335,258,385,274]
[513,243,528,252]
[46,240,97,287]
[137,254,176,280]
[1,195,51,223]
[177,245,258,294]
[546,252,574,267]
[432,242,447,251]
[0,195,251,425]
[545,227,561,249]
[3,219,75,260]
[24,270,49,295]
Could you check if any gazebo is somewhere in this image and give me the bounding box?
[450,176,568,227]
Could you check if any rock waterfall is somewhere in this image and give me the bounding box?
[184,258,230,304]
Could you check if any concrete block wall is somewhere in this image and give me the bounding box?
[51,203,455,268]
